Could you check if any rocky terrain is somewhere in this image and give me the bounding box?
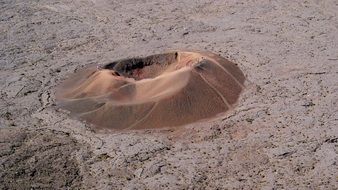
[0,0,337,189]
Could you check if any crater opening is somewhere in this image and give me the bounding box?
[102,52,178,80]
[56,50,245,131]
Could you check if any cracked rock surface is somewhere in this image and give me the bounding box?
[0,0,337,189]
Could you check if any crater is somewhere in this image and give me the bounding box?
[56,51,245,131]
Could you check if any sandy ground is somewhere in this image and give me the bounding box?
[0,0,337,189]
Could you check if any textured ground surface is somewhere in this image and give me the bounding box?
[0,0,337,189]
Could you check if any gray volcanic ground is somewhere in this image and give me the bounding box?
[1,0,337,189]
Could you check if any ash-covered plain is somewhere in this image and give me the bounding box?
[1,0,337,189]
